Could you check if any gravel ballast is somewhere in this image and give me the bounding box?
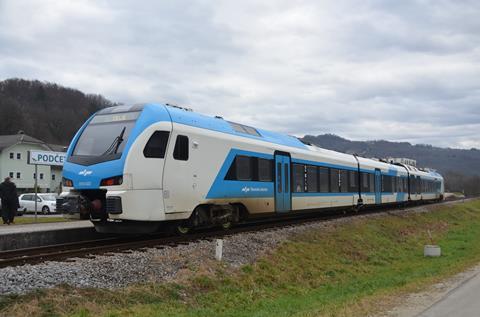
[0,205,439,295]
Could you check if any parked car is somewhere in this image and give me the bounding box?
[0,200,24,216]
[18,193,57,214]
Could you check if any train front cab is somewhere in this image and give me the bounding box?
[60,104,179,233]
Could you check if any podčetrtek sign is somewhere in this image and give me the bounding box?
[28,151,66,166]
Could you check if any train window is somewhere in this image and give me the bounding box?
[277,163,282,192]
[361,172,369,191]
[143,131,170,158]
[369,173,375,192]
[236,156,252,180]
[306,166,318,192]
[258,158,273,181]
[293,164,305,192]
[349,170,358,192]
[330,168,339,192]
[416,176,421,194]
[339,170,348,192]
[173,135,189,161]
[382,175,392,192]
[319,167,329,192]
[285,164,289,193]
[228,121,261,137]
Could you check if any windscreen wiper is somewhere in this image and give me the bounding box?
[101,126,126,156]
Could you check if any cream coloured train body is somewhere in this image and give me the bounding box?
[59,103,444,233]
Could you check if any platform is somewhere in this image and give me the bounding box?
[0,220,106,251]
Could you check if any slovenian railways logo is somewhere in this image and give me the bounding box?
[242,186,268,193]
[78,169,93,176]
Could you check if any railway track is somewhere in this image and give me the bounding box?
[0,198,468,268]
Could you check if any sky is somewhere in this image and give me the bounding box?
[0,0,479,149]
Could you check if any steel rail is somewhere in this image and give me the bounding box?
[0,198,469,268]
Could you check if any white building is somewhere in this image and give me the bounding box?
[0,132,66,193]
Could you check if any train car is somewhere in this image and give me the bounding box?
[57,103,444,233]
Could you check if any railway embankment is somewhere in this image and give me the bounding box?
[1,199,480,317]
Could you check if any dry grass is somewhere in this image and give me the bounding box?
[1,200,480,317]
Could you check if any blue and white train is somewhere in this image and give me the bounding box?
[58,103,444,233]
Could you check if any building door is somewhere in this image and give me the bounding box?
[375,169,382,204]
[275,154,291,212]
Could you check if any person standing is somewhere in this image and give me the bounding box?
[0,177,19,225]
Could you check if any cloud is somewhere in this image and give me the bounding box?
[0,0,479,149]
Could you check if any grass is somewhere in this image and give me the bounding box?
[0,216,72,225]
[2,200,480,317]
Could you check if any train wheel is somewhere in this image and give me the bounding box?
[221,221,232,230]
[176,224,191,235]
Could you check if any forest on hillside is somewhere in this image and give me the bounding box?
[0,78,477,196]
[302,134,480,196]
[0,79,114,145]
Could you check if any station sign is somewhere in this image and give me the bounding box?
[27,150,67,166]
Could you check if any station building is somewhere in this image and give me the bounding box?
[0,132,66,193]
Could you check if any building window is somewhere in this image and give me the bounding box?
[52,174,56,181]
[9,172,13,178]
[173,135,189,161]
[16,172,21,179]
[17,153,21,160]
[9,153,13,159]
[143,131,170,158]
[40,173,44,180]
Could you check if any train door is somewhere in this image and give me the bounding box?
[274,153,291,212]
[375,169,382,204]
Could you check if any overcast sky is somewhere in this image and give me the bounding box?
[1,0,479,149]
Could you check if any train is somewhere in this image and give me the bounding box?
[57,103,444,234]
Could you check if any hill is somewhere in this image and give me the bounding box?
[302,134,480,176]
[0,78,114,145]
[302,134,480,195]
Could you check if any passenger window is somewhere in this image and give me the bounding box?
[277,163,282,192]
[144,131,170,158]
[319,167,329,192]
[306,166,318,192]
[173,135,189,161]
[293,164,305,192]
[258,158,273,181]
[340,170,348,193]
[236,156,252,180]
[349,170,358,192]
[369,174,375,192]
[330,168,339,192]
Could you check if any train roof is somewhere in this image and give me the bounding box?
[97,103,443,179]
[162,104,309,150]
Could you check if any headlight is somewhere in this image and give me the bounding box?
[62,177,73,187]
[100,175,123,186]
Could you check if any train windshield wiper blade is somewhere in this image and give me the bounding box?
[101,126,126,156]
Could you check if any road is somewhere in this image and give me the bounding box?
[416,271,480,317]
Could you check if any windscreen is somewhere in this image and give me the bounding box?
[41,195,57,201]
[72,112,140,157]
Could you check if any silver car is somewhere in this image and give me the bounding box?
[18,193,57,214]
